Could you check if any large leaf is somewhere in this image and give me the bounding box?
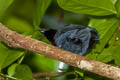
[0,42,9,71]
[25,53,58,72]
[0,0,14,19]
[112,46,120,65]
[115,0,120,17]
[33,0,52,30]
[57,0,117,16]
[89,18,119,53]
[97,48,113,63]
[10,64,33,80]
[97,26,120,63]
[2,50,24,69]
[0,42,24,70]
[110,28,120,66]
[86,47,113,63]
[4,16,34,33]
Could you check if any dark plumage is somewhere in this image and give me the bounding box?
[40,24,99,55]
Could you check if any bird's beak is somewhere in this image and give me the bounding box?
[39,29,47,33]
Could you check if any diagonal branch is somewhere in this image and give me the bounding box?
[33,72,63,77]
[0,23,120,80]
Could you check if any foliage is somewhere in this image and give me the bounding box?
[0,0,120,80]
[33,0,52,30]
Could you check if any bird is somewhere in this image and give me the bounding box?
[39,24,99,55]
[39,24,99,72]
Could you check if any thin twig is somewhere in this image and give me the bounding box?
[33,71,75,78]
[33,72,63,77]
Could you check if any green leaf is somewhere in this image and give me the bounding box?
[89,18,119,53]
[86,53,98,60]
[11,64,33,80]
[32,31,51,44]
[2,51,24,69]
[74,69,84,77]
[97,27,120,64]
[4,16,34,33]
[57,0,117,16]
[97,48,113,63]
[112,46,120,65]
[8,63,18,76]
[27,53,57,72]
[0,0,14,19]
[110,29,120,66]
[33,0,52,30]
[0,42,9,71]
[0,42,24,70]
[115,0,120,17]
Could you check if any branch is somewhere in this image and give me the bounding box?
[32,71,75,77]
[0,23,120,80]
[33,72,63,77]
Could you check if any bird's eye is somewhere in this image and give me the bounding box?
[71,38,82,44]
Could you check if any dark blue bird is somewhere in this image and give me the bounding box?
[40,24,99,55]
